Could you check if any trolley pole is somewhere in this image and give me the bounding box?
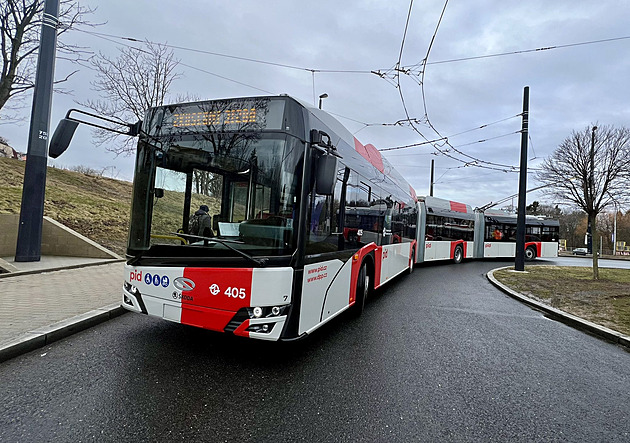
[515,86,529,271]
[15,0,60,262]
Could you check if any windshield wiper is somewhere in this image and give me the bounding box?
[171,232,268,267]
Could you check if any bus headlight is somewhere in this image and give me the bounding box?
[246,305,289,319]
[124,281,141,297]
[246,323,274,333]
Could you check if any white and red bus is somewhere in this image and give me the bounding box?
[110,95,558,341]
[415,196,559,264]
[121,95,419,340]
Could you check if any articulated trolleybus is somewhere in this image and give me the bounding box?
[122,95,419,341]
[120,95,559,341]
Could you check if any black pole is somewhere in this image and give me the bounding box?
[429,159,434,196]
[15,0,60,262]
[515,86,529,271]
[587,126,597,254]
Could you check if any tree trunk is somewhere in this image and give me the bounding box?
[590,212,599,279]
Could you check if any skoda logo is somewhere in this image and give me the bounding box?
[173,277,195,291]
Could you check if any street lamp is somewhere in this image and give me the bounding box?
[318,93,328,109]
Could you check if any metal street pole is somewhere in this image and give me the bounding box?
[587,125,597,255]
[515,86,529,272]
[429,159,434,196]
[15,0,60,262]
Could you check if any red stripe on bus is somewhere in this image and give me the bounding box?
[449,201,468,213]
[450,240,466,258]
[180,305,235,332]
[233,319,251,338]
[354,138,384,173]
[349,243,378,306]
[181,268,253,331]
[526,241,542,256]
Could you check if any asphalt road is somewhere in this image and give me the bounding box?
[1,259,629,442]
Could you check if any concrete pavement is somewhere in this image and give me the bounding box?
[0,256,126,362]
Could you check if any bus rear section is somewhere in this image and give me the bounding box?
[480,211,560,260]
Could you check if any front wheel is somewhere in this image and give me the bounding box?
[525,246,537,261]
[352,263,370,316]
[453,245,463,264]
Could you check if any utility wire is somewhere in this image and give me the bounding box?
[77,30,276,94]
[401,0,537,172]
[418,35,630,68]
[74,28,375,74]
[378,113,521,152]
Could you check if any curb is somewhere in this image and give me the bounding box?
[487,266,630,349]
[0,303,127,363]
[0,258,125,279]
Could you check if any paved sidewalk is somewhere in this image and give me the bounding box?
[0,257,126,362]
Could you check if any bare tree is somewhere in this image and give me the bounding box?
[537,124,630,278]
[0,0,96,119]
[80,42,182,155]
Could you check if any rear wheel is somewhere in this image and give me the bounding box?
[453,245,464,264]
[525,246,537,261]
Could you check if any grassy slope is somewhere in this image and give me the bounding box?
[0,157,132,256]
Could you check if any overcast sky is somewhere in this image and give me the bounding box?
[2,0,630,209]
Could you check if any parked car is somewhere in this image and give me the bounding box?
[573,247,588,255]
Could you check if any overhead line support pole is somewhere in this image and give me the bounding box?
[515,86,529,272]
[15,0,60,262]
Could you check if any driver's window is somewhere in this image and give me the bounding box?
[151,167,187,245]
[230,181,248,222]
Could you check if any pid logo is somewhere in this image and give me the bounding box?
[144,272,170,288]
[130,270,142,282]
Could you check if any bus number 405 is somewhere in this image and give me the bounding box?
[225,287,247,299]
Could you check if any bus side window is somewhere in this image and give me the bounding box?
[305,169,345,255]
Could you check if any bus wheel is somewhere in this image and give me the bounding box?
[453,245,464,264]
[407,248,415,274]
[353,263,370,316]
[525,246,537,261]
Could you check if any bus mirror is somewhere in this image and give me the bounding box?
[154,188,164,199]
[49,118,79,158]
[316,154,337,195]
[310,129,322,145]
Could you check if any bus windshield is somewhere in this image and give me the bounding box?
[128,132,304,259]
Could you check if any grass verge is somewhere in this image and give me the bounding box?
[493,266,630,336]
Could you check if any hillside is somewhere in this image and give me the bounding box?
[0,157,132,256]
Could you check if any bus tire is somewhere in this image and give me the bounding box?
[353,262,370,316]
[453,245,464,264]
[525,246,537,261]
[407,248,415,274]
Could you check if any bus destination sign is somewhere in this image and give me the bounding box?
[173,107,258,128]
[151,98,285,135]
